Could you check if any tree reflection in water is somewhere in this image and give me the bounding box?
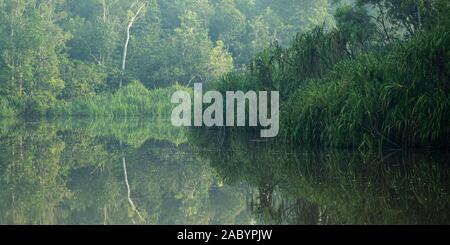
[0,118,448,225]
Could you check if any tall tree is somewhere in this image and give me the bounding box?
[120,1,147,87]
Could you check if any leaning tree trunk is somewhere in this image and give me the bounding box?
[120,3,146,88]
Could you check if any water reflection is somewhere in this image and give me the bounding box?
[0,118,448,224]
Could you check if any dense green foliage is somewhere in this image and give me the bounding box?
[51,81,187,118]
[212,0,449,149]
[283,24,449,149]
[0,0,448,226]
[0,0,449,149]
[0,0,334,117]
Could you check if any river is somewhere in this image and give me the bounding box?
[0,117,448,224]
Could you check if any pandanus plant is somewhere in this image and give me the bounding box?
[249,41,284,91]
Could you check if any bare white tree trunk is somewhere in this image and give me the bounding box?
[120,2,146,87]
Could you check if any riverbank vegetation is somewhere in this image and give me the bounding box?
[0,0,334,117]
[0,0,448,150]
[212,0,450,149]
[281,22,449,149]
[50,81,186,118]
[1,1,449,226]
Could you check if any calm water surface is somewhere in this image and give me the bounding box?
[0,118,448,224]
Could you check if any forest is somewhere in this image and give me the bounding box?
[0,0,449,225]
[1,0,448,150]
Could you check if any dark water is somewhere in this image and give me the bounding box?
[0,118,448,225]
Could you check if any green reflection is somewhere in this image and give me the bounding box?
[188,128,450,225]
[0,119,448,224]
